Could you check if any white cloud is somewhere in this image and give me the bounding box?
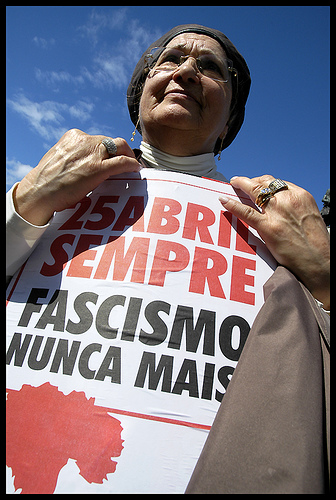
[122,18,162,66]
[77,8,128,46]
[74,9,162,91]
[32,9,163,95]
[32,36,55,49]
[35,68,85,88]
[7,9,163,154]
[7,94,95,142]
[82,55,129,89]
[68,101,95,121]
[6,158,33,191]
[7,94,67,142]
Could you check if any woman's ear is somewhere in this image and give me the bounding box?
[214,124,229,157]
[219,123,229,142]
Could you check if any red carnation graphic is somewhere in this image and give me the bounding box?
[6,383,124,494]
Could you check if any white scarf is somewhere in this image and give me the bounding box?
[139,142,228,182]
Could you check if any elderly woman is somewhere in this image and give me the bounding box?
[6,24,329,309]
[6,25,329,493]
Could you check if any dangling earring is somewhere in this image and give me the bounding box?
[217,136,225,160]
[130,115,141,142]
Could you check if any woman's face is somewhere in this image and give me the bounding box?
[139,33,233,155]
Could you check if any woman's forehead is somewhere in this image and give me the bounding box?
[165,33,227,58]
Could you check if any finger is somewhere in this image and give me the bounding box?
[98,136,136,159]
[230,175,276,203]
[101,155,141,177]
[218,195,263,230]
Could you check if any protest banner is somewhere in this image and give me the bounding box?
[6,168,276,493]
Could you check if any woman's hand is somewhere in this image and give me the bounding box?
[13,129,141,227]
[220,175,330,310]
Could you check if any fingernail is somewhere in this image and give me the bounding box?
[219,195,230,204]
[230,176,238,183]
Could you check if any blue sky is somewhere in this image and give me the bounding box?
[6,6,330,209]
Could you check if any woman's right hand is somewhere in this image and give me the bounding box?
[13,129,141,226]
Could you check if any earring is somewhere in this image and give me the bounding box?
[130,115,141,142]
[217,136,225,160]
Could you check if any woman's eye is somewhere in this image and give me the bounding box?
[159,53,180,65]
[164,56,179,64]
[157,50,183,66]
[201,58,222,74]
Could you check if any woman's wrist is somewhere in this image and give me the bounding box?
[13,182,54,227]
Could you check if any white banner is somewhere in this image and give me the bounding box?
[6,169,276,493]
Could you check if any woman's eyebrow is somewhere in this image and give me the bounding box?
[166,43,223,58]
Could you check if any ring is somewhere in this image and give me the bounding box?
[255,187,274,208]
[268,179,288,194]
[256,179,289,208]
[101,138,118,156]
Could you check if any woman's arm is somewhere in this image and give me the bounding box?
[6,183,51,281]
[220,175,330,310]
[6,129,140,280]
[13,129,140,226]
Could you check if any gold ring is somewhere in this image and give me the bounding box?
[268,179,288,194]
[255,187,274,208]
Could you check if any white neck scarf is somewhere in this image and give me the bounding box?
[139,142,228,182]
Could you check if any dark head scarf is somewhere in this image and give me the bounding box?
[127,24,251,154]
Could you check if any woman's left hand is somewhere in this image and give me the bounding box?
[219,175,330,310]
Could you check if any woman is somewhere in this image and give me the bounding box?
[6,24,329,309]
[6,24,329,492]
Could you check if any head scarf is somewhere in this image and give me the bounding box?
[127,24,251,154]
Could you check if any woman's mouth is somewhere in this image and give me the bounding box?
[164,89,200,106]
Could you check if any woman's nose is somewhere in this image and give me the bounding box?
[172,57,200,84]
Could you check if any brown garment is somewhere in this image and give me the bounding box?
[185,266,330,494]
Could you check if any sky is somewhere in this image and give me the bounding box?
[6,6,330,209]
